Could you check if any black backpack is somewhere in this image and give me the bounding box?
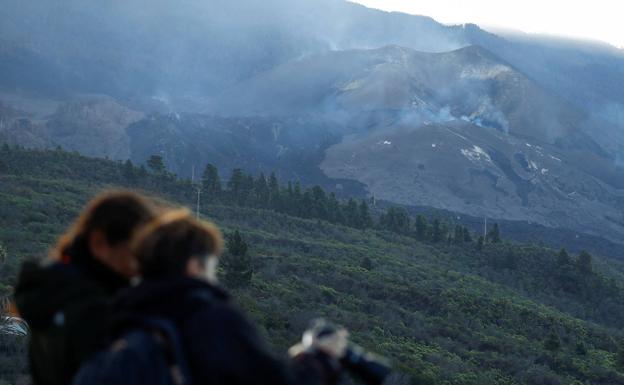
[72,317,193,385]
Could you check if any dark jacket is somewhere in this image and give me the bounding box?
[114,277,340,385]
[14,257,129,385]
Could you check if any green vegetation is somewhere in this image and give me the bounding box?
[2,145,624,384]
[222,230,252,288]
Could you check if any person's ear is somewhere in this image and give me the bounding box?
[89,230,111,262]
[185,257,204,278]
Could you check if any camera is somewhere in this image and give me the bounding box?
[307,319,391,385]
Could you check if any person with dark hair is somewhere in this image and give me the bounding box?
[113,209,348,385]
[13,191,157,385]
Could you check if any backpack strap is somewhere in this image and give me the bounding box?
[140,317,194,385]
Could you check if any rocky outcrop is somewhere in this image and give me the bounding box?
[44,96,143,159]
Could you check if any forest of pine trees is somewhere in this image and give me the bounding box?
[198,163,483,245]
[1,145,612,385]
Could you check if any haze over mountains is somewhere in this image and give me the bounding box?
[2,0,624,250]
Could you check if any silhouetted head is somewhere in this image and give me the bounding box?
[133,210,223,281]
[52,191,157,278]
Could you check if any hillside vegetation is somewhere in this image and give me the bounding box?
[2,145,624,385]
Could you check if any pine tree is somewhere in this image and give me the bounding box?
[122,159,136,183]
[358,200,373,229]
[360,256,373,270]
[556,248,572,266]
[292,181,302,215]
[616,345,624,370]
[432,219,444,243]
[344,198,360,227]
[222,230,252,287]
[487,223,501,243]
[463,227,473,243]
[328,192,344,224]
[575,342,587,356]
[477,236,485,251]
[268,172,280,209]
[227,169,245,204]
[454,225,464,244]
[0,242,7,264]
[415,215,428,240]
[544,331,561,351]
[380,207,410,234]
[576,250,593,274]
[202,163,222,198]
[147,155,166,174]
[301,190,315,219]
[310,186,328,220]
[440,222,449,243]
[242,174,255,206]
[138,165,148,178]
[254,173,270,207]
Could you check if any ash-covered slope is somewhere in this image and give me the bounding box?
[222,44,624,241]
[124,113,364,191]
[221,45,592,146]
[0,95,143,159]
[321,121,624,242]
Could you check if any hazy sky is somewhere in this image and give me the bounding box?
[351,0,624,48]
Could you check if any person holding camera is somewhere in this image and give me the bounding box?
[99,209,349,385]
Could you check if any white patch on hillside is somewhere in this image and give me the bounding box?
[341,79,363,92]
[461,65,511,80]
[444,127,469,142]
[549,155,562,162]
[461,145,491,163]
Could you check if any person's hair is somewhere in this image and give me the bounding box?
[133,209,223,278]
[51,191,156,262]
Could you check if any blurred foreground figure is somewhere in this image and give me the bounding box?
[77,210,347,385]
[14,192,156,385]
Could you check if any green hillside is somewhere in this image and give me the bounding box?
[2,145,624,385]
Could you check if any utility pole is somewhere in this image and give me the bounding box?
[483,217,487,241]
[196,187,201,219]
[191,165,195,184]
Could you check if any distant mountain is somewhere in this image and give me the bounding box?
[1,0,624,246]
[215,44,624,243]
[2,0,622,114]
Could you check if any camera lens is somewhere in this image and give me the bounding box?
[342,343,391,385]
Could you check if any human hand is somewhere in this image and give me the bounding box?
[289,319,349,359]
